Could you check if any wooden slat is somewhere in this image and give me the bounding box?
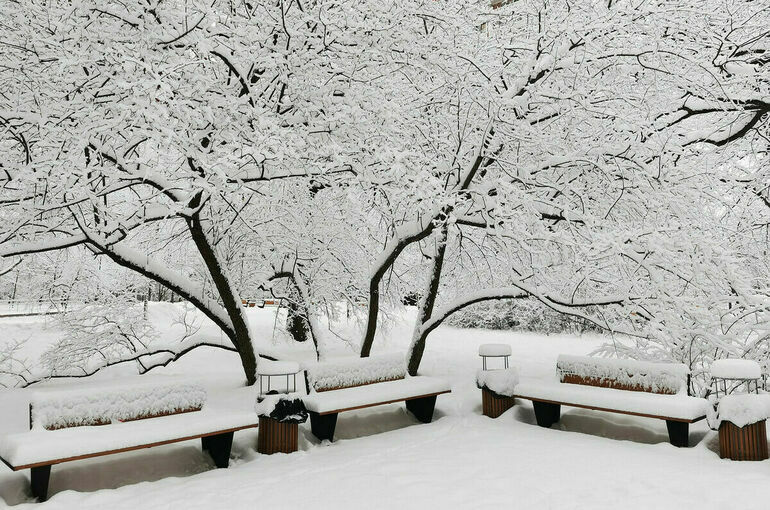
[481,388,514,418]
[257,416,298,455]
[315,376,406,393]
[559,374,677,395]
[719,420,769,461]
[513,395,705,423]
[317,390,451,416]
[5,423,258,471]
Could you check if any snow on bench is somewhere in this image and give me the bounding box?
[302,354,451,441]
[514,355,709,447]
[29,379,207,430]
[0,379,258,502]
[556,354,687,395]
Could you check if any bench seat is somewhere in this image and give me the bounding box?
[514,379,710,422]
[0,410,258,470]
[303,375,451,441]
[514,378,709,446]
[303,376,451,415]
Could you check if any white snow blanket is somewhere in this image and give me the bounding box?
[514,378,710,421]
[303,377,451,414]
[0,410,257,468]
[30,380,207,430]
[476,368,519,397]
[305,353,406,392]
[715,394,770,428]
[556,355,688,394]
[710,359,762,380]
[478,344,512,357]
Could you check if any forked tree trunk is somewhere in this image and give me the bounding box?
[407,225,448,375]
[187,204,258,385]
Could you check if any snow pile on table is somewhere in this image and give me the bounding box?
[257,360,301,376]
[30,380,207,430]
[710,359,762,380]
[476,368,519,397]
[715,394,770,428]
[478,343,512,357]
[305,353,406,392]
[556,355,688,394]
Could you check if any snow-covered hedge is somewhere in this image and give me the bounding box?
[716,394,770,428]
[30,380,207,430]
[446,299,602,334]
[476,368,519,397]
[556,355,689,395]
[305,353,406,392]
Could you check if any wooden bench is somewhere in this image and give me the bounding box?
[302,354,451,441]
[0,380,258,502]
[513,355,710,447]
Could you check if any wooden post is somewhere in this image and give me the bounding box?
[481,388,514,418]
[257,416,299,454]
[719,420,769,461]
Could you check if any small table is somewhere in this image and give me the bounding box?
[710,359,763,398]
[257,360,302,397]
[479,343,512,370]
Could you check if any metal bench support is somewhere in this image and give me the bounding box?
[666,420,689,448]
[406,395,438,423]
[30,465,51,502]
[203,431,234,468]
[309,412,338,442]
[533,401,561,428]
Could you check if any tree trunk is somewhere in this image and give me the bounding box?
[407,225,448,376]
[187,210,258,385]
[286,287,310,343]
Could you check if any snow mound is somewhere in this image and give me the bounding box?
[716,394,770,428]
[710,359,762,380]
[556,355,688,395]
[30,379,207,430]
[476,368,519,397]
[258,360,301,376]
[478,343,512,357]
[305,353,406,392]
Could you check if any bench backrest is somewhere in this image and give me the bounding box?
[29,380,206,430]
[304,353,406,393]
[556,355,688,395]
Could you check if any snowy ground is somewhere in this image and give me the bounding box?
[1,306,768,509]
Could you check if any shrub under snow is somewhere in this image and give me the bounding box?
[305,353,406,392]
[446,299,602,334]
[556,355,689,395]
[30,379,206,430]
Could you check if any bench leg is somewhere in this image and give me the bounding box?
[309,411,338,441]
[532,401,561,428]
[30,465,51,502]
[406,395,438,423]
[204,431,234,468]
[666,420,689,447]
